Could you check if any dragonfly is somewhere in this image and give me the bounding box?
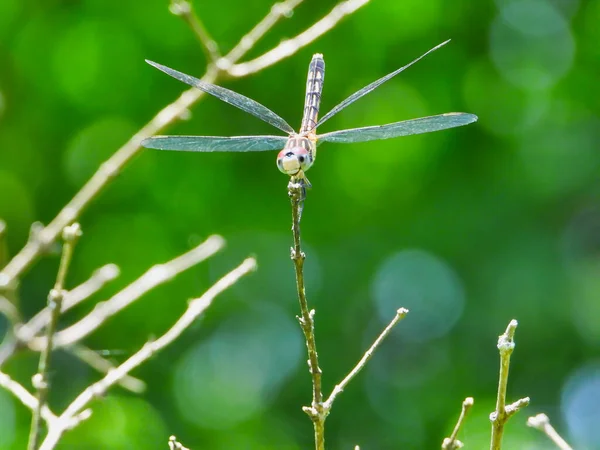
[142,40,477,187]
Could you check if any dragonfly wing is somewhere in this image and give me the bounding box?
[141,135,288,152]
[317,113,477,144]
[146,60,295,134]
[316,40,450,129]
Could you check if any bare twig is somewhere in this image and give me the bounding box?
[490,320,530,450]
[48,235,224,349]
[0,0,305,291]
[28,223,82,450]
[228,0,371,77]
[442,397,474,450]
[17,264,121,343]
[39,258,257,450]
[288,181,325,450]
[527,414,573,450]
[324,308,409,411]
[69,344,145,393]
[0,370,59,426]
[170,0,220,62]
[168,435,191,450]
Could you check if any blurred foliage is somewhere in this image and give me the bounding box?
[1,0,599,448]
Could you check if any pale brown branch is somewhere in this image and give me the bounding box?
[69,344,145,393]
[442,397,474,450]
[29,223,81,450]
[324,308,408,411]
[18,264,121,343]
[527,413,573,450]
[490,320,530,450]
[49,235,225,349]
[0,0,306,291]
[170,0,221,62]
[0,370,58,426]
[168,435,191,450]
[228,0,371,77]
[39,258,257,450]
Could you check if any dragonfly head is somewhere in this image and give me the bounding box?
[276,146,313,176]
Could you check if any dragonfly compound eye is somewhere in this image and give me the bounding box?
[276,148,312,175]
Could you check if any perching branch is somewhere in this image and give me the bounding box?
[527,414,573,450]
[490,320,530,450]
[442,397,474,450]
[28,223,82,450]
[38,257,257,450]
[0,0,363,292]
[324,308,409,411]
[288,181,325,450]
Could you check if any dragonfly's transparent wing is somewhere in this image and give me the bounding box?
[146,60,295,135]
[141,135,288,152]
[316,40,450,129]
[317,113,477,144]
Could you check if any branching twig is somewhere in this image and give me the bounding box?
[288,181,325,450]
[39,257,257,450]
[48,235,224,349]
[168,435,191,450]
[490,320,530,450]
[228,0,371,77]
[17,264,121,344]
[442,397,474,450]
[527,414,573,450]
[0,370,59,426]
[170,0,220,62]
[69,344,145,393]
[324,308,409,411]
[28,223,82,450]
[0,0,357,291]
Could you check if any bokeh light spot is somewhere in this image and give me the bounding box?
[561,363,600,448]
[462,58,549,136]
[372,249,465,342]
[490,3,574,91]
[172,304,301,429]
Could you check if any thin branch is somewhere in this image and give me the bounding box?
[288,181,324,450]
[324,308,409,411]
[490,320,530,450]
[18,264,121,343]
[170,0,220,62]
[39,258,257,450]
[442,397,474,450]
[0,0,306,291]
[168,435,191,450]
[28,223,81,450]
[228,0,371,77]
[49,235,224,349]
[0,370,59,426]
[527,414,573,450]
[69,344,145,393]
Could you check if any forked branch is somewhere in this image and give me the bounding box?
[527,414,573,450]
[38,258,256,450]
[490,320,530,450]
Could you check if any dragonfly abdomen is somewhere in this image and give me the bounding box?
[300,54,325,136]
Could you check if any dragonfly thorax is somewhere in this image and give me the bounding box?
[276,136,316,176]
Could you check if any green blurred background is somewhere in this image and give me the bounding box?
[1,0,599,448]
